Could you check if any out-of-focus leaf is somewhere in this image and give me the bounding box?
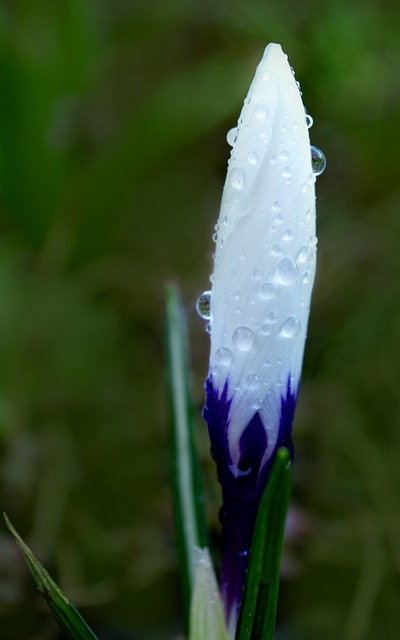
[4,513,99,640]
[165,284,208,629]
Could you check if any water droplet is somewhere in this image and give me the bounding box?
[297,246,312,263]
[260,282,276,299]
[260,323,271,335]
[275,258,299,285]
[215,347,233,366]
[232,326,254,351]
[280,150,289,161]
[272,201,281,212]
[309,235,318,248]
[266,312,278,324]
[254,104,268,120]
[302,268,312,285]
[311,146,326,176]
[212,232,218,243]
[229,167,246,190]
[196,291,211,319]
[305,114,313,128]
[246,374,259,390]
[283,228,294,241]
[272,244,283,255]
[247,151,258,165]
[281,166,293,179]
[270,155,278,164]
[205,322,212,334]
[281,316,301,338]
[253,270,262,280]
[226,127,238,146]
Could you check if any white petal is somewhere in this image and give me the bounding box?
[209,43,316,458]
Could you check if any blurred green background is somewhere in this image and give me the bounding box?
[1,1,400,639]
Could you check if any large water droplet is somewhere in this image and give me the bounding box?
[232,326,254,351]
[229,167,246,190]
[226,127,238,146]
[254,104,268,120]
[275,258,299,285]
[311,146,326,176]
[281,316,301,338]
[196,291,211,319]
[215,347,233,366]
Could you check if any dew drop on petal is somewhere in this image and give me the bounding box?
[232,326,254,351]
[215,347,233,366]
[260,282,276,299]
[266,312,278,324]
[297,246,312,263]
[229,167,246,190]
[305,114,313,128]
[226,127,238,146]
[246,373,259,390]
[281,166,293,179]
[283,228,294,241]
[247,151,259,165]
[275,258,299,285]
[311,146,326,175]
[281,316,301,338]
[272,244,283,256]
[261,323,272,335]
[254,103,268,120]
[196,291,211,319]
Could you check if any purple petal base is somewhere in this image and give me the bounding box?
[203,375,297,624]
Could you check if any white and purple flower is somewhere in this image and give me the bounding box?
[201,43,323,625]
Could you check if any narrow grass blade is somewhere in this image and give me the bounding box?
[165,284,208,627]
[235,447,292,640]
[4,514,98,640]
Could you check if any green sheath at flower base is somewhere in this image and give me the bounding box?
[189,547,228,640]
[235,447,292,640]
[3,513,98,640]
[165,284,208,629]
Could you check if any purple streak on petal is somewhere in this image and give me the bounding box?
[203,376,233,478]
[203,374,298,625]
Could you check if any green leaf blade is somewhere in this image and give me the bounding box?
[235,447,292,640]
[4,513,99,640]
[165,284,208,629]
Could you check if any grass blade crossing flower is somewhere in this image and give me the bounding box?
[202,43,321,627]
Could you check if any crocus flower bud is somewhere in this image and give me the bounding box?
[201,43,323,626]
